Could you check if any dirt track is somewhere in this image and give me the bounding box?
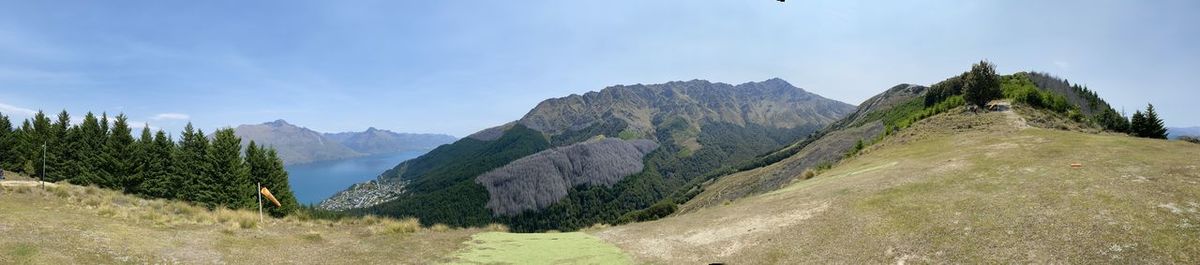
[0,181,58,188]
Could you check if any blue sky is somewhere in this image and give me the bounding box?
[0,0,1196,136]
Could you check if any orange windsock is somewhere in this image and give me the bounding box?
[260,187,282,207]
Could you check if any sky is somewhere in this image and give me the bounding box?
[0,0,1196,137]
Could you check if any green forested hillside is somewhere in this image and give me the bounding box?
[339,78,849,231]
[0,110,298,216]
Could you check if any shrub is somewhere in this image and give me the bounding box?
[962,60,1001,107]
[802,169,817,180]
[617,201,677,224]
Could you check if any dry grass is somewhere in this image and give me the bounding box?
[0,181,479,264]
[430,223,451,232]
[484,223,510,232]
[599,109,1200,264]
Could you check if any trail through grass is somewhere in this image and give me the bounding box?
[448,232,631,265]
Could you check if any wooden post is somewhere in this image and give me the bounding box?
[257,182,263,225]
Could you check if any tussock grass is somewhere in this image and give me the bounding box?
[484,223,510,232]
[300,231,324,242]
[430,223,451,232]
[375,217,421,235]
[0,181,478,264]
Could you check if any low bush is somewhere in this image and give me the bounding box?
[617,201,677,224]
[802,169,817,180]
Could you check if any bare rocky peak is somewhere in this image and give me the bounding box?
[514,78,855,137]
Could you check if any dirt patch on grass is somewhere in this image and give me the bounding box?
[598,201,830,263]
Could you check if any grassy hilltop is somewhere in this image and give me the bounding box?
[597,105,1200,264]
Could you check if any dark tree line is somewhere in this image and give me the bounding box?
[0,110,298,216]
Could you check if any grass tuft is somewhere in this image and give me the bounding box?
[484,223,510,232]
[378,218,421,235]
[430,223,451,232]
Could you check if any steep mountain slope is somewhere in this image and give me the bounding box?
[597,107,1200,264]
[232,120,364,165]
[329,78,855,231]
[679,83,928,212]
[680,71,1133,212]
[324,128,456,155]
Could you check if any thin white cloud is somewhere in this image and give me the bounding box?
[151,113,190,121]
[0,102,38,117]
[1053,60,1071,70]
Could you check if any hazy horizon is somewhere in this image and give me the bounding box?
[2,1,1197,137]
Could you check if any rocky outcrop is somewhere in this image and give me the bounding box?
[476,138,659,216]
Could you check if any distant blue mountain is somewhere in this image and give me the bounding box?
[1168,127,1200,139]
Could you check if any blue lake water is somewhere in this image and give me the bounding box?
[285,151,425,205]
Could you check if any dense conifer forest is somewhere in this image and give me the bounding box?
[0,110,299,216]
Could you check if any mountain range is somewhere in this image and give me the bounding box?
[1168,126,1200,139]
[231,120,456,165]
[321,78,856,231]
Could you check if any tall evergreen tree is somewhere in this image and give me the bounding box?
[208,128,251,209]
[11,119,33,174]
[104,114,136,190]
[47,110,74,182]
[29,111,52,178]
[1130,110,1147,137]
[71,112,107,186]
[174,123,211,203]
[0,112,16,172]
[128,126,154,194]
[1141,104,1168,139]
[264,147,299,216]
[246,142,298,216]
[138,130,177,199]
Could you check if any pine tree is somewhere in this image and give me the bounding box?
[29,111,52,178]
[0,112,16,172]
[47,110,73,182]
[246,142,298,216]
[208,128,251,209]
[104,114,135,190]
[1142,104,1168,139]
[174,123,211,204]
[264,147,299,216]
[1130,110,1147,137]
[71,112,106,186]
[962,60,1001,107]
[138,130,177,199]
[8,120,33,174]
[128,126,153,194]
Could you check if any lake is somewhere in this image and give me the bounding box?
[285,151,426,205]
